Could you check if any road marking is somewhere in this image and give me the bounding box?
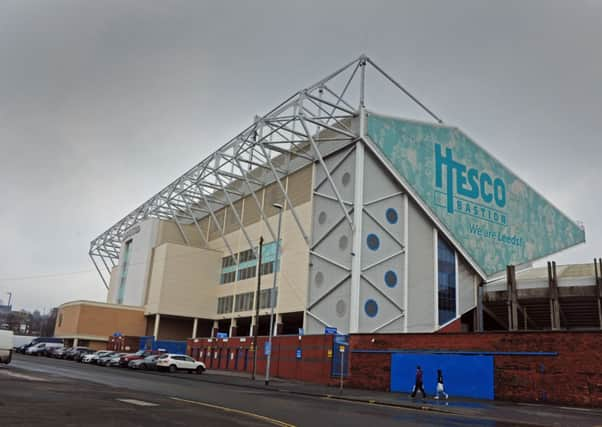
[171,397,296,427]
[117,399,159,407]
[0,370,47,382]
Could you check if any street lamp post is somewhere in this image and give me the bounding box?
[252,236,264,381]
[265,202,283,386]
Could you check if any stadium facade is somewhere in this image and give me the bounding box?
[57,56,590,344]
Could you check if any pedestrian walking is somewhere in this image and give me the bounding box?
[434,368,449,400]
[410,365,427,399]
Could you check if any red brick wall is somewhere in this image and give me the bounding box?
[437,318,462,333]
[188,334,337,385]
[347,332,602,407]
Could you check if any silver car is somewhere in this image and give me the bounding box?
[106,353,126,367]
[128,355,160,370]
[82,350,112,364]
[97,352,117,366]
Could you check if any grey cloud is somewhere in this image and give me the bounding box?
[0,0,600,310]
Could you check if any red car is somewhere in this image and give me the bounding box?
[119,350,156,367]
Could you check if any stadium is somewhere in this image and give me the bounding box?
[55,56,599,350]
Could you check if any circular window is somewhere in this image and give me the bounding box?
[364,299,378,318]
[384,270,398,288]
[341,172,351,187]
[366,233,380,251]
[339,235,349,250]
[318,211,327,225]
[315,271,324,287]
[336,300,346,317]
[385,208,399,224]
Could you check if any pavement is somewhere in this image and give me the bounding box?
[170,367,602,427]
[4,353,602,426]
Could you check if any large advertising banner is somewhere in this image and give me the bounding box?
[366,113,585,277]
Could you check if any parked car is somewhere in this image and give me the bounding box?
[74,348,95,362]
[156,354,206,374]
[128,355,160,370]
[106,353,127,367]
[26,342,63,356]
[97,352,117,366]
[82,350,111,364]
[16,337,62,354]
[119,350,155,367]
[46,347,67,358]
[15,344,30,354]
[0,330,13,364]
[63,347,84,360]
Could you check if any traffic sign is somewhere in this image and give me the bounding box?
[339,345,345,353]
[264,341,271,356]
[324,327,337,335]
[296,348,302,359]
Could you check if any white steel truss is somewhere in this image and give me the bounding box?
[89,55,442,289]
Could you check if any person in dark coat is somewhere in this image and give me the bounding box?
[411,365,427,398]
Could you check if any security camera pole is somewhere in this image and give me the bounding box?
[265,202,283,386]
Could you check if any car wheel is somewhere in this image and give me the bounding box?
[141,364,147,370]
[168,364,177,373]
[196,366,204,374]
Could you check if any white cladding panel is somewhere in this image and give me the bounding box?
[109,218,159,307]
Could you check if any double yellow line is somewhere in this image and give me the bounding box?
[171,397,296,427]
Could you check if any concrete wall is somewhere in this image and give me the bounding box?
[207,190,312,323]
[157,220,205,248]
[155,316,194,341]
[146,243,222,318]
[348,332,602,407]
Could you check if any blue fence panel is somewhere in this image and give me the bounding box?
[139,336,187,355]
[390,352,494,400]
[154,340,187,354]
[139,336,154,351]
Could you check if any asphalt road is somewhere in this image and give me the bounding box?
[3,354,539,426]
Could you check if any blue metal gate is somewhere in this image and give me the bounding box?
[390,352,494,400]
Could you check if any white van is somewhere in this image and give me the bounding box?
[25,341,63,356]
[0,330,14,364]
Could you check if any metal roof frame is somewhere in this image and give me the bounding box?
[89,55,443,289]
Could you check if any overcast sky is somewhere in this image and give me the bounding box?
[0,0,600,311]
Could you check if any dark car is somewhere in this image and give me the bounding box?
[46,347,66,358]
[15,344,32,354]
[64,347,90,360]
[119,350,155,367]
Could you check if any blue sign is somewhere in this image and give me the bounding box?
[216,332,228,339]
[264,341,271,356]
[296,348,302,359]
[298,328,304,336]
[324,327,338,335]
